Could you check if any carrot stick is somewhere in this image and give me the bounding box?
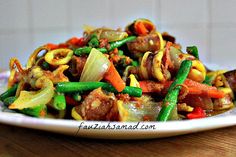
[135,21,148,35]
[139,79,225,98]
[45,43,58,50]
[104,62,126,92]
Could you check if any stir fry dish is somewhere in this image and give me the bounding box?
[0,19,235,122]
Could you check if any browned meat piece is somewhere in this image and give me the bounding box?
[213,94,234,110]
[79,88,118,121]
[182,95,213,110]
[224,70,236,93]
[127,34,160,57]
[162,32,176,43]
[69,56,87,77]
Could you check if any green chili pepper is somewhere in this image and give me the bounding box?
[157,60,192,121]
[20,104,47,117]
[187,46,199,59]
[74,36,136,56]
[0,84,18,102]
[88,34,99,48]
[56,82,142,97]
[53,93,66,110]
[3,96,16,107]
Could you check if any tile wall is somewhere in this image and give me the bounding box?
[0,0,235,70]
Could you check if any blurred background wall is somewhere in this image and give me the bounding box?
[0,0,235,70]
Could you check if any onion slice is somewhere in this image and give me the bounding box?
[80,48,110,82]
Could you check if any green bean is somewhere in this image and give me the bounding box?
[3,96,16,107]
[56,82,142,97]
[73,92,82,102]
[53,93,66,110]
[42,61,50,70]
[203,75,213,86]
[187,46,199,59]
[74,36,136,56]
[0,84,18,101]
[131,60,139,67]
[157,60,192,121]
[118,50,124,56]
[88,34,99,48]
[109,36,136,50]
[20,104,47,117]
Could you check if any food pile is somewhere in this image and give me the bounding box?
[0,19,235,121]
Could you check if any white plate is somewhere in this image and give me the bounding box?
[1,71,236,139]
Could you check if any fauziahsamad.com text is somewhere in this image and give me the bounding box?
[76,122,157,133]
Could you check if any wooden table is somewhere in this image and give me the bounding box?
[0,124,236,157]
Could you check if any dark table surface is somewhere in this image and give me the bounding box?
[0,123,236,157]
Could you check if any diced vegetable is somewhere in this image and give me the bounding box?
[80,48,110,82]
[186,107,206,119]
[104,62,125,92]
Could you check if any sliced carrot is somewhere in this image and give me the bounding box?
[104,62,126,92]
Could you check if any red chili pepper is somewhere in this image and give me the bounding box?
[65,96,79,106]
[187,107,206,119]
